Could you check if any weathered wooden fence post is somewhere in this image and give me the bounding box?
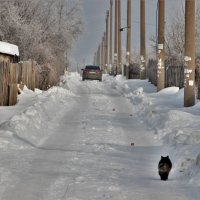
[8,63,18,105]
[0,62,9,106]
[8,84,17,106]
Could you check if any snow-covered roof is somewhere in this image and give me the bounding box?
[0,41,19,56]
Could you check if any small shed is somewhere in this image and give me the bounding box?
[0,41,20,106]
[0,41,19,63]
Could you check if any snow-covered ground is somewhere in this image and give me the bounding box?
[0,72,200,199]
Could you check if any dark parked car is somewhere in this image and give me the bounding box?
[82,65,102,81]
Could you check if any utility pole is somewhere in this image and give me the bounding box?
[105,10,109,72]
[184,0,195,107]
[101,35,104,70]
[93,52,97,65]
[157,0,165,91]
[114,0,118,75]
[110,0,113,74]
[140,0,146,79]
[126,0,131,79]
[97,44,101,66]
[103,31,106,71]
[118,0,122,74]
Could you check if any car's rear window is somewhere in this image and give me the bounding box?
[85,66,100,70]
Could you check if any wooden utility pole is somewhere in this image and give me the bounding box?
[110,0,113,74]
[184,0,195,107]
[103,31,106,71]
[101,35,104,70]
[105,10,109,72]
[93,52,97,65]
[157,0,165,91]
[114,0,118,75]
[140,0,146,79]
[118,0,122,74]
[97,44,101,66]
[126,0,131,79]
[100,44,102,66]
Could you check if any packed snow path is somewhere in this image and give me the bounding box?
[0,74,199,200]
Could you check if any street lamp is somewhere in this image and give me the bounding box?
[120,26,131,77]
[120,26,129,32]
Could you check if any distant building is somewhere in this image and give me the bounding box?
[0,41,19,63]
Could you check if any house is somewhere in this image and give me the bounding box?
[0,41,19,63]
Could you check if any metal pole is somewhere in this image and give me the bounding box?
[157,0,165,91]
[140,0,146,79]
[126,0,131,79]
[184,0,195,107]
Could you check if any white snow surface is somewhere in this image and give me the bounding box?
[0,41,19,56]
[0,73,200,199]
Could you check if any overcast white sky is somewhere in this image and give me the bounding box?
[71,0,186,69]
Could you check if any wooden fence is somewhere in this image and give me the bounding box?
[147,59,200,99]
[0,60,50,106]
[147,59,157,86]
[147,59,185,88]
[165,65,184,88]
[0,62,9,106]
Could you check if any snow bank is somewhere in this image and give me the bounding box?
[110,75,200,186]
[0,72,200,189]
[0,86,76,150]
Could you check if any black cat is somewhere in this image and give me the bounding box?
[158,156,172,181]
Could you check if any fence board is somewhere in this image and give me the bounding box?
[8,84,17,106]
[147,59,184,88]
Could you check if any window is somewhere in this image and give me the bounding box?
[85,65,100,70]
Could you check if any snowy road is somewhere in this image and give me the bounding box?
[0,74,199,199]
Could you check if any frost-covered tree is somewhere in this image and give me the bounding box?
[165,12,185,63]
[149,5,200,62]
[0,0,83,85]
